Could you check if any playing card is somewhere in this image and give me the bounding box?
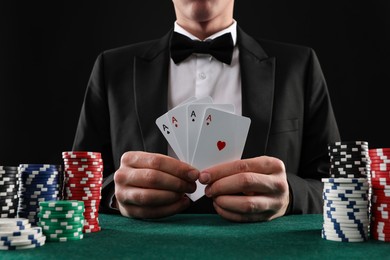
[155,113,185,161]
[188,108,251,201]
[167,96,213,162]
[187,103,235,165]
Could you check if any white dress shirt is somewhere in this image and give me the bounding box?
[168,21,242,115]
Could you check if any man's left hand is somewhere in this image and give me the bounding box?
[198,156,290,222]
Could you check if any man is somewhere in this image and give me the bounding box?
[73,0,340,222]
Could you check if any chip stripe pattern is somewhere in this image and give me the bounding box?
[322,141,370,242]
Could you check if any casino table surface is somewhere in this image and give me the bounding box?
[1,213,389,259]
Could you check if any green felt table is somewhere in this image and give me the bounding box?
[1,214,389,259]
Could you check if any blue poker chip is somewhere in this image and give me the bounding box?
[323,224,368,237]
[20,171,60,177]
[325,216,368,225]
[323,195,367,202]
[323,225,367,236]
[324,206,365,213]
[324,182,369,187]
[18,164,58,168]
[21,180,58,185]
[322,178,368,184]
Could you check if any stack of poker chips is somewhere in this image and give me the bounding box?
[0,166,19,218]
[369,148,390,242]
[0,218,46,250]
[17,164,61,225]
[62,151,103,233]
[322,141,370,242]
[38,200,84,242]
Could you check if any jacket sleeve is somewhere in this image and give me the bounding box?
[287,49,340,214]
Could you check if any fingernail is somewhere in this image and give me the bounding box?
[205,186,211,197]
[188,170,199,181]
[199,172,210,184]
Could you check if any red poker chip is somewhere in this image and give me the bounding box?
[65,188,101,194]
[79,201,100,207]
[83,211,99,217]
[84,210,99,215]
[62,151,101,156]
[371,217,390,224]
[84,218,100,224]
[370,223,390,229]
[65,165,103,172]
[372,194,390,200]
[370,159,390,164]
[83,227,101,233]
[83,226,101,232]
[83,212,99,217]
[372,191,390,198]
[65,185,102,190]
[369,155,390,160]
[370,230,390,237]
[65,195,102,200]
[64,163,103,168]
[371,171,390,178]
[370,222,390,229]
[83,222,100,227]
[63,157,103,163]
[370,236,390,242]
[84,215,99,220]
[371,212,390,221]
[370,228,390,234]
[65,192,102,197]
[65,171,103,178]
[371,205,390,212]
[370,180,390,187]
[371,231,390,238]
[62,155,102,160]
[65,163,103,168]
[65,191,102,196]
[64,178,103,186]
[65,176,103,181]
[66,183,103,189]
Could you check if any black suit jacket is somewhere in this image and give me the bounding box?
[73,27,340,215]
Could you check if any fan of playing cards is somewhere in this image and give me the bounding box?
[156,96,251,201]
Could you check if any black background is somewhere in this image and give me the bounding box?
[1,1,389,166]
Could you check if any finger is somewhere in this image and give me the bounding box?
[121,152,199,182]
[213,195,278,222]
[205,172,285,197]
[115,167,197,193]
[118,196,191,219]
[115,186,185,207]
[199,156,285,184]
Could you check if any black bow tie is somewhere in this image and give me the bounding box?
[170,32,234,65]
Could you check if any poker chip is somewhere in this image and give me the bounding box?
[322,141,370,242]
[38,200,85,242]
[17,164,62,225]
[0,218,46,250]
[0,166,19,218]
[62,151,103,233]
[369,148,390,242]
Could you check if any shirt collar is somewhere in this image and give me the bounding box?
[174,20,237,46]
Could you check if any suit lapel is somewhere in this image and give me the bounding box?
[238,27,275,159]
[134,31,172,154]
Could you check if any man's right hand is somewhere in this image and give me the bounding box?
[114,151,199,219]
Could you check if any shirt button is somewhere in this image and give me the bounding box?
[199,72,206,80]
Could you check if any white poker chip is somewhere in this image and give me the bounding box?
[0,218,30,227]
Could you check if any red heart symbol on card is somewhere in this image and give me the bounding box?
[217,141,226,151]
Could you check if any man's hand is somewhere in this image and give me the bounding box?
[198,156,290,222]
[114,151,199,219]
